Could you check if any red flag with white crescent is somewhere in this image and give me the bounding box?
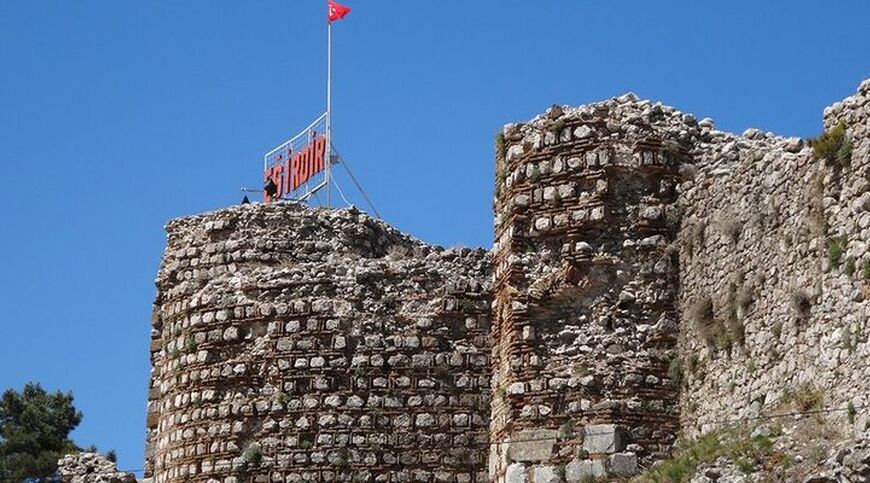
[328,0,351,23]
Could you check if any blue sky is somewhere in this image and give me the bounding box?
[1,0,868,475]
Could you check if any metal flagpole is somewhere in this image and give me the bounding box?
[325,3,332,208]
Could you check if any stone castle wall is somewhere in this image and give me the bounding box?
[676,79,870,436]
[485,79,870,481]
[145,79,870,483]
[146,204,492,482]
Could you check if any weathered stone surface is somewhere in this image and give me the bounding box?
[143,78,870,483]
[565,458,605,482]
[505,462,528,483]
[678,78,870,440]
[531,464,561,483]
[583,424,624,454]
[57,453,136,483]
[492,91,686,478]
[147,203,492,482]
[507,429,558,462]
[608,452,638,476]
[490,78,870,479]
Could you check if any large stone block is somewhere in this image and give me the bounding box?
[506,462,528,483]
[583,424,625,454]
[532,465,562,483]
[507,429,559,462]
[565,459,605,482]
[608,452,638,476]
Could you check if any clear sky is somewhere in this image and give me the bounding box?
[1,0,868,475]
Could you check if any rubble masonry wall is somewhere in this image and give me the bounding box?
[146,204,492,482]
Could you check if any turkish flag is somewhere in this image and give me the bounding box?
[328,0,351,23]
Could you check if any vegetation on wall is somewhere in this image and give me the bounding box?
[633,425,781,483]
[546,119,566,134]
[827,235,848,270]
[811,121,853,169]
[690,296,716,345]
[790,290,812,320]
[495,132,506,163]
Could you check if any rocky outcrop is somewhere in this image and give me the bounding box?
[57,453,137,483]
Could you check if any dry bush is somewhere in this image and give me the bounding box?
[690,296,717,344]
[811,121,853,168]
[790,290,812,320]
[718,214,743,244]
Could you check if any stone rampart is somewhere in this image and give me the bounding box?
[144,78,870,483]
[146,203,492,482]
[677,79,870,436]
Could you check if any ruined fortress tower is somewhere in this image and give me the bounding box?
[146,79,870,482]
[147,206,492,481]
[488,96,686,481]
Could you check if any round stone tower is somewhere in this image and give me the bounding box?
[489,95,693,481]
[146,203,492,482]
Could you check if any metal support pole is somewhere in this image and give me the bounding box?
[325,10,333,208]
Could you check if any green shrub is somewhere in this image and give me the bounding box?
[827,236,848,269]
[845,257,857,276]
[242,442,263,466]
[634,427,774,483]
[735,457,755,474]
[495,166,507,198]
[335,447,351,468]
[546,119,566,134]
[495,132,506,162]
[668,357,683,384]
[863,259,870,280]
[772,322,782,339]
[812,121,853,168]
